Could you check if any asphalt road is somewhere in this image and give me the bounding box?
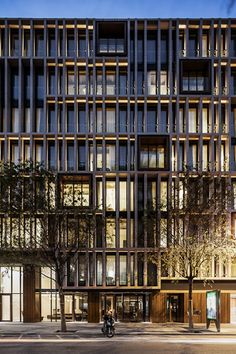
[0,338,236,354]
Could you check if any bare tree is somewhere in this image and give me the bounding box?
[0,161,96,332]
[160,170,236,329]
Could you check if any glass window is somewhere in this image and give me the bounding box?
[96,144,103,170]
[161,35,168,63]
[160,180,168,211]
[147,110,156,132]
[11,32,19,56]
[78,110,86,132]
[96,108,102,132]
[106,255,116,286]
[35,32,44,56]
[189,34,197,56]
[137,39,143,64]
[48,142,55,170]
[140,145,165,169]
[106,219,116,248]
[67,70,75,95]
[67,106,74,132]
[147,71,156,95]
[11,108,19,133]
[48,105,56,132]
[36,73,44,101]
[106,144,116,171]
[147,39,156,64]
[138,110,144,132]
[49,33,56,57]
[63,181,90,207]
[35,107,44,132]
[160,71,167,95]
[119,144,127,170]
[78,36,86,57]
[96,180,103,209]
[119,255,127,285]
[96,73,102,95]
[24,142,30,161]
[119,219,127,248]
[119,74,127,95]
[24,31,30,56]
[106,181,115,210]
[106,73,115,95]
[138,254,144,286]
[119,181,126,211]
[203,144,209,171]
[67,143,74,171]
[119,109,127,132]
[11,71,19,102]
[96,254,103,286]
[78,144,86,170]
[48,69,56,95]
[130,254,135,285]
[137,71,143,95]
[189,108,197,133]
[11,143,18,164]
[78,73,86,95]
[106,109,116,132]
[67,258,75,286]
[202,107,209,133]
[78,254,86,286]
[67,34,75,57]
[160,108,168,133]
[189,143,198,170]
[35,143,43,164]
[179,107,185,133]
[147,262,157,286]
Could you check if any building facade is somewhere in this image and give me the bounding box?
[0,18,236,323]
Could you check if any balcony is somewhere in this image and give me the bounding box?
[96,21,126,56]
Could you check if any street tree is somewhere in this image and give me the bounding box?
[0,161,96,332]
[160,170,236,329]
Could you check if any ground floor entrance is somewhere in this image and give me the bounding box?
[166,294,184,322]
[101,293,150,322]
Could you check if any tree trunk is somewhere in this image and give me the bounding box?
[59,288,67,332]
[188,277,194,329]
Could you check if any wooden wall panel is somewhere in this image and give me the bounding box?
[88,291,99,323]
[221,293,230,323]
[151,291,166,323]
[23,265,39,322]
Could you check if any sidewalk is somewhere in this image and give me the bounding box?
[0,322,235,338]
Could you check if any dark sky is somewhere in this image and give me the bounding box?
[1,0,236,18]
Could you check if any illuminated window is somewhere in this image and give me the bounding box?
[119,255,127,285]
[119,219,127,248]
[106,181,115,210]
[106,219,116,248]
[119,181,127,211]
[62,180,90,207]
[106,255,116,286]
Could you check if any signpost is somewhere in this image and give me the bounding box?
[206,290,221,332]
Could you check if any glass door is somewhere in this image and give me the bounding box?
[1,295,11,321]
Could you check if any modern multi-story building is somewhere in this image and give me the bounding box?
[1,18,236,324]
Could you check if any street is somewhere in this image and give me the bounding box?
[0,336,236,354]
